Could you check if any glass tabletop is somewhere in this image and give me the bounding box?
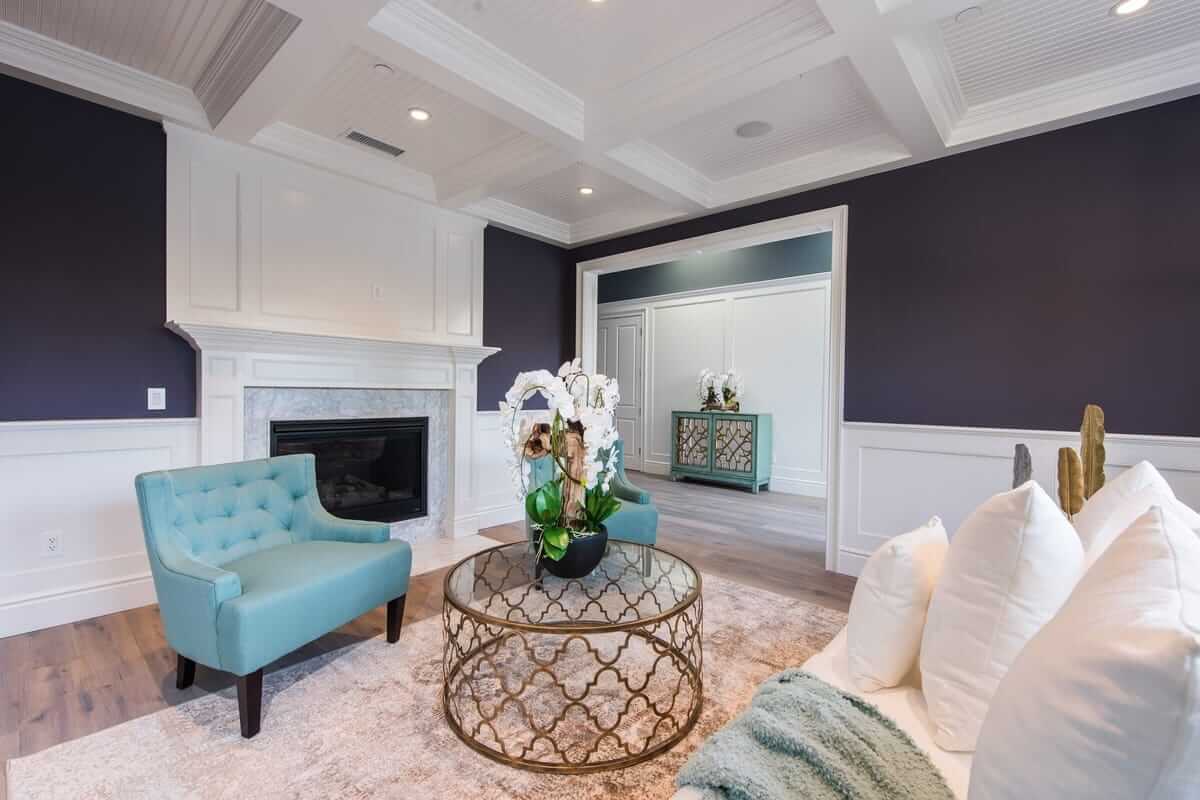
[443,540,701,632]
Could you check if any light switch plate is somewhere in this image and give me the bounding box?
[147,387,167,411]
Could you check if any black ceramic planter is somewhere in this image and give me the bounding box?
[540,526,609,579]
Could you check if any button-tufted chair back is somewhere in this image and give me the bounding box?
[141,454,318,568]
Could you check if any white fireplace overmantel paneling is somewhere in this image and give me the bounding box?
[165,123,486,347]
[170,320,498,540]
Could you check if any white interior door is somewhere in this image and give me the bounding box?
[597,312,645,471]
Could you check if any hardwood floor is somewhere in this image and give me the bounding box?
[0,479,852,796]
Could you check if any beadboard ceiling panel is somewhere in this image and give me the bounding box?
[941,0,1200,107]
[0,0,252,87]
[283,46,525,177]
[426,0,831,99]
[649,59,889,182]
[496,162,678,226]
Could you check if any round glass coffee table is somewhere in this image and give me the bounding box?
[442,539,703,773]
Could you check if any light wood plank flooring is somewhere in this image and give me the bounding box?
[0,478,851,796]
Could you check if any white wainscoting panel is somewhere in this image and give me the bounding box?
[836,421,1200,576]
[473,410,549,530]
[165,123,484,346]
[601,274,832,498]
[0,419,199,638]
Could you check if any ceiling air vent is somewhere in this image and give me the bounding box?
[344,130,405,158]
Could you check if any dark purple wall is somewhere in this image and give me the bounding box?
[479,226,574,411]
[0,74,196,421]
[573,94,1200,437]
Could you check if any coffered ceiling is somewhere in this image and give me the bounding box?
[2,0,1199,245]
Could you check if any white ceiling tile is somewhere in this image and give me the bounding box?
[496,163,679,225]
[649,59,889,182]
[941,0,1200,107]
[425,0,829,99]
[283,47,527,178]
[0,0,250,87]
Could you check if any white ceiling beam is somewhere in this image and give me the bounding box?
[361,0,584,152]
[462,198,572,245]
[0,19,208,129]
[602,141,715,209]
[815,0,946,159]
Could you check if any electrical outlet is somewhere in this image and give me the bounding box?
[42,530,64,558]
[147,387,166,411]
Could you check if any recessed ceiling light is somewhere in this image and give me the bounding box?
[578,186,594,196]
[1111,0,1149,15]
[408,107,431,122]
[372,63,394,76]
[735,120,773,139]
[955,6,983,23]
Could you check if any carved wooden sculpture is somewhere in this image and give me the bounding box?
[1057,447,1084,519]
[1012,443,1033,488]
[1081,404,1106,499]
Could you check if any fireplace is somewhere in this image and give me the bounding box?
[270,417,428,523]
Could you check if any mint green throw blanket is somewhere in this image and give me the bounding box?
[677,670,955,800]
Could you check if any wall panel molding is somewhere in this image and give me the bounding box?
[836,421,1200,576]
[0,418,199,637]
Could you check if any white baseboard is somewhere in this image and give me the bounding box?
[0,570,156,639]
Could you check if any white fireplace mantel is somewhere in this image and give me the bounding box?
[169,321,499,538]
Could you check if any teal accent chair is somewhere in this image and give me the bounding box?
[526,440,658,571]
[134,453,412,738]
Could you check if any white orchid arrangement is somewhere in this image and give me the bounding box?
[697,368,745,411]
[498,359,622,561]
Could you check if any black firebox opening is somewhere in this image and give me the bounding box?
[270,417,428,524]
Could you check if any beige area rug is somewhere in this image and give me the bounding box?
[6,576,845,800]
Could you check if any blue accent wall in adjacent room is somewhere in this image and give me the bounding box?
[597,232,832,304]
[0,74,196,421]
[478,227,574,411]
[573,93,1200,437]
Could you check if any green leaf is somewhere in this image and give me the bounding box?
[525,479,563,527]
[540,525,570,561]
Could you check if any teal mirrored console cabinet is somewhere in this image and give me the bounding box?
[670,411,772,493]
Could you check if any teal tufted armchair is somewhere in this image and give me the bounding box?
[134,453,412,738]
[526,440,658,572]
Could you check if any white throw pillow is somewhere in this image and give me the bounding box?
[919,481,1083,752]
[970,506,1200,799]
[847,517,949,692]
[1072,460,1200,565]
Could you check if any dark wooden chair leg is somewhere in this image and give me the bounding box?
[386,595,407,643]
[237,669,263,739]
[175,654,196,690]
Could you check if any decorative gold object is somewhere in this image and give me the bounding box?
[443,541,704,773]
[1057,447,1084,518]
[1080,404,1106,500]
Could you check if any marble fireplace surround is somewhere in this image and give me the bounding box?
[169,322,498,540]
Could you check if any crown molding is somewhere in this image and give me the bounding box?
[605,141,716,208]
[169,321,499,366]
[568,207,686,246]
[194,0,300,127]
[0,19,208,129]
[368,0,584,143]
[249,122,437,203]
[463,198,572,245]
[894,28,965,145]
[948,38,1200,146]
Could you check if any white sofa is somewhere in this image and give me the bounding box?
[673,627,972,800]
[674,462,1200,800]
